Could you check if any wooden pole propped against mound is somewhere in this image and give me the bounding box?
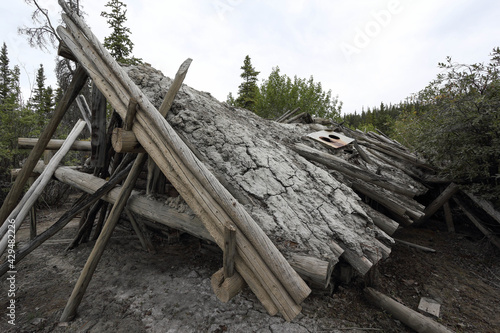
[0,66,88,226]
[57,1,310,321]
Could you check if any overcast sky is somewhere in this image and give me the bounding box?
[1,0,499,115]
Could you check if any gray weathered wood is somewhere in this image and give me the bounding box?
[0,65,88,225]
[75,95,92,132]
[394,239,436,253]
[18,138,92,151]
[454,197,500,250]
[60,153,148,322]
[415,183,459,226]
[223,224,237,278]
[365,288,454,333]
[292,143,418,198]
[463,191,500,226]
[91,84,107,168]
[0,120,86,255]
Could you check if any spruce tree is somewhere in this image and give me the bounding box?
[101,0,142,65]
[0,43,10,104]
[30,64,53,130]
[236,55,260,111]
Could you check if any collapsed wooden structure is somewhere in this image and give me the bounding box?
[1,2,499,328]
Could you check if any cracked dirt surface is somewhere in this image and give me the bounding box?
[1,199,499,332]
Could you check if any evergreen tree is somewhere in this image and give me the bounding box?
[0,43,10,104]
[235,55,260,111]
[30,64,53,131]
[101,0,142,65]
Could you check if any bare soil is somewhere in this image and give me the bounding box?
[1,195,499,333]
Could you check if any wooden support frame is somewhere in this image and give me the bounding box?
[57,4,310,320]
[0,164,132,278]
[0,66,88,225]
[60,153,148,322]
[0,120,87,255]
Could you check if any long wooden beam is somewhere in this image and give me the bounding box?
[18,138,91,151]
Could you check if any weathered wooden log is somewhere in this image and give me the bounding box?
[358,202,399,236]
[287,254,334,289]
[211,268,246,303]
[0,66,88,224]
[353,140,373,165]
[275,107,300,123]
[60,153,148,322]
[111,128,146,153]
[126,208,155,252]
[75,95,92,132]
[443,201,455,233]
[454,197,500,250]
[66,200,105,251]
[91,84,107,168]
[0,120,86,255]
[112,59,193,154]
[364,288,454,333]
[28,177,37,240]
[124,97,138,131]
[351,180,416,225]
[58,8,309,320]
[394,239,436,253]
[292,143,419,198]
[463,191,500,226]
[360,138,434,171]
[223,224,237,278]
[415,183,459,226]
[285,112,313,124]
[18,138,91,151]
[0,157,133,278]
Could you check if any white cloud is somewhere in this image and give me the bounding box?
[1,0,499,114]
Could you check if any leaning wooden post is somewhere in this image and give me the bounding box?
[0,66,88,225]
[60,152,147,322]
[223,224,237,278]
[0,120,87,255]
[28,177,37,240]
[443,201,455,233]
[0,163,132,277]
[414,183,459,226]
[91,83,107,168]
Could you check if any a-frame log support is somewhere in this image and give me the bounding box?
[57,1,310,321]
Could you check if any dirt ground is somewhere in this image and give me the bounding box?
[1,195,499,333]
